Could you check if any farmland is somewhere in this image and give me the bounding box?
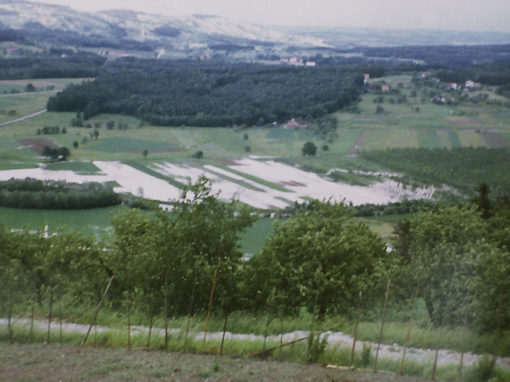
[1,73,510,234]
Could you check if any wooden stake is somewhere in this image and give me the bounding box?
[279,312,284,359]
[7,281,13,344]
[82,275,114,346]
[349,291,363,368]
[46,288,54,344]
[399,278,421,375]
[432,268,456,381]
[374,279,391,373]
[184,276,197,351]
[147,312,154,349]
[306,292,319,364]
[220,312,229,356]
[29,299,34,343]
[127,286,132,351]
[458,300,469,381]
[263,287,276,353]
[201,267,219,353]
[59,300,63,345]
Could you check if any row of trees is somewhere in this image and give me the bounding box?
[0,53,106,80]
[0,178,121,209]
[360,147,510,196]
[1,179,508,341]
[41,146,70,161]
[36,126,66,135]
[47,59,363,127]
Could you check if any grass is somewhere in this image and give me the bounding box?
[1,322,508,381]
[43,161,101,174]
[123,160,186,189]
[239,217,275,255]
[88,136,181,153]
[211,161,291,193]
[0,206,122,237]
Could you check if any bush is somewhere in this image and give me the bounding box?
[192,150,204,159]
[302,141,317,156]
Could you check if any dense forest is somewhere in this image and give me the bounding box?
[360,147,510,195]
[47,59,364,127]
[359,44,510,67]
[0,52,106,79]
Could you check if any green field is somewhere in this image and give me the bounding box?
[0,74,509,239]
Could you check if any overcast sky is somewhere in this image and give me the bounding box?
[29,0,510,32]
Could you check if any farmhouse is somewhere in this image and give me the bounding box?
[286,118,309,129]
[464,80,481,89]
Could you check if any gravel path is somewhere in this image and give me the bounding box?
[2,318,508,369]
[0,109,47,127]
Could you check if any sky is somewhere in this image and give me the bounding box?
[28,0,510,33]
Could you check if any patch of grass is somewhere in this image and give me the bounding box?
[124,160,185,189]
[448,130,462,148]
[417,130,440,148]
[88,137,180,153]
[43,161,100,174]
[240,217,276,255]
[211,162,291,193]
[0,206,122,237]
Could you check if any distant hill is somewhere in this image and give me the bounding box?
[1,1,510,61]
[0,0,327,57]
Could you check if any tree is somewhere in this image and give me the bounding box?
[73,141,79,148]
[171,177,255,315]
[390,205,499,327]
[250,201,387,317]
[25,83,36,92]
[302,141,317,156]
[142,149,148,158]
[192,150,204,159]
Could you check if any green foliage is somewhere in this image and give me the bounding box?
[245,201,387,317]
[192,150,203,159]
[302,141,317,156]
[390,204,509,331]
[0,178,121,209]
[47,60,362,126]
[360,147,510,195]
[41,146,70,161]
[466,355,496,382]
[361,344,372,367]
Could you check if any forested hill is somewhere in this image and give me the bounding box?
[47,59,364,127]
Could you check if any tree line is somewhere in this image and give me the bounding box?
[0,52,106,80]
[0,178,508,344]
[47,59,363,127]
[360,147,510,196]
[0,178,121,209]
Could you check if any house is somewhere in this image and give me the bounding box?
[446,82,459,91]
[286,118,309,129]
[305,61,316,67]
[381,84,390,92]
[363,73,370,85]
[464,80,481,89]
